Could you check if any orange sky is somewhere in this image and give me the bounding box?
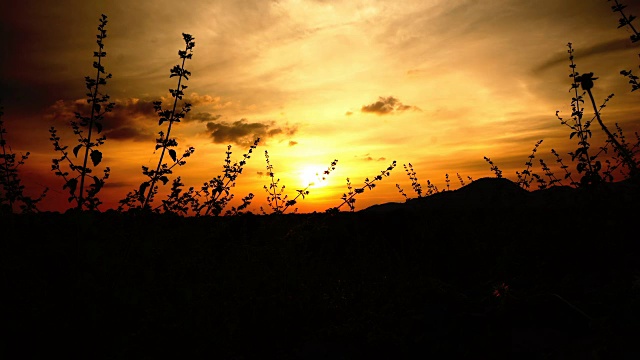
[1,0,639,214]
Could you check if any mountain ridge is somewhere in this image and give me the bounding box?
[361,176,640,213]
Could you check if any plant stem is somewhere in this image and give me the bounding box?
[142,45,189,209]
[77,49,103,210]
[585,88,638,176]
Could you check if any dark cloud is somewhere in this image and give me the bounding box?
[534,38,634,73]
[45,94,239,143]
[288,140,298,146]
[361,96,420,115]
[205,118,298,146]
[188,112,222,122]
[45,97,158,141]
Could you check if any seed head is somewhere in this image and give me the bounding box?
[576,72,598,91]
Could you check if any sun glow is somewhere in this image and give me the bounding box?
[298,165,332,189]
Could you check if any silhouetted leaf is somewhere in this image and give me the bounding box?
[90,150,102,166]
[139,182,149,197]
[92,176,101,189]
[73,144,83,158]
[64,178,78,194]
[169,149,177,163]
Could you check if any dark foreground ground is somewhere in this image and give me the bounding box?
[2,178,640,359]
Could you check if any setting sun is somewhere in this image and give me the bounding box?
[298,164,334,189]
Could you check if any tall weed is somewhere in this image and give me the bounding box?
[49,14,114,211]
[118,33,196,212]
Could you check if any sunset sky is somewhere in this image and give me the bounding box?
[1,0,639,214]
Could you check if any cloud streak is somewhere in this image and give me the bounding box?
[534,38,635,73]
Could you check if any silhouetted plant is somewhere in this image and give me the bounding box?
[550,149,577,186]
[224,193,255,216]
[605,122,640,178]
[520,42,640,189]
[49,14,114,211]
[424,179,439,195]
[557,43,603,186]
[395,185,408,200]
[484,156,503,178]
[0,101,48,213]
[575,70,639,177]
[515,139,543,189]
[192,138,260,216]
[157,176,196,216]
[456,173,468,187]
[396,163,422,198]
[552,43,629,186]
[261,150,338,214]
[135,137,262,216]
[118,33,196,212]
[608,0,640,91]
[538,158,560,189]
[620,69,640,92]
[396,163,462,201]
[328,160,396,212]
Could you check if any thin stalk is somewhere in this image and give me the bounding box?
[77,48,103,210]
[611,0,640,38]
[142,44,189,209]
[568,44,596,177]
[585,87,638,175]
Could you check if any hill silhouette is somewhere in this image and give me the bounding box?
[363,176,640,212]
[2,176,639,359]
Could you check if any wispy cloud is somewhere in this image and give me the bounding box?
[534,39,635,73]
